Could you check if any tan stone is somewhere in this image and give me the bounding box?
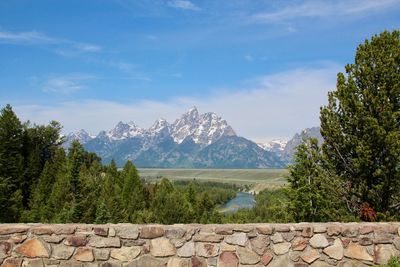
[271,233,284,244]
[190,256,207,267]
[310,260,331,267]
[237,246,260,265]
[109,228,116,237]
[225,233,248,247]
[22,258,44,267]
[31,226,53,235]
[218,251,239,267]
[250,235,269,255]
[170,238,185,248]
[195,243,219,258]
[394,237,400,250]
[177,241,194,257]
[323,238,343,260]
[53,225,76,235]
[256,225,273,235]
[93,248,110,261]
[140,226,165,239]
[167,257,190,267]
[327,225,342,236]
[64,235,87,247]
[272,242,291,255]
[215,226,233,235]
[88,236,120,248]
[398,226,400,236]
[309,234,329,248]
[74,248,94,262]
[344,242,373,262]
[314,225,327,233]
[261,251,273,266]
[374,244,399,265]
[94,227,109,237]
[2,258,23,267]
[150,237,176,257]
[51,244,75,259]
[300,248,319,264]
[0,225,29,235]
[125,254,167,267]
[292,237,308,251]
[373,232,393,244]
[110,246,140,262]
[99,262,121,267]
[15,239,49,258]
[40,235,65,243]
[301,226,313,237]
[274,224,290,232]
[193,234,224,243]
[9,235,27,244]
[115,226,139,240]
[359,224,375,235]
[220,242,236,252]
[232,225,254,233]
[166,228,186,239]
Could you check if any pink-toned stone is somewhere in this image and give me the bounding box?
[359,225,375,235]
[301,248,320,264]
[177,242,195,257]
[274,224,290,232]
[218,251,239,267]
[292,237,308,251]
[74,248,94,262]
[256,225,273,235]
[140,226,165,239]
[215,226,233,235]
[195,243,219,258]
[344,242,373,262]
[0,225,29,235]
[302,226,313,237]
[232,225,254,233]
[261,251,273,266]
[31,226,53,235]
[53,225,76,235]
[374,244,398,265]
[9,235,27,244]
[250,235,270,255]
[0,241,12,258]
[64,235,87,247]
[341,238,351,248]
[167,257,190,267]
[191,256,207,267]
[94,227,109,237]
[15,239,49,258]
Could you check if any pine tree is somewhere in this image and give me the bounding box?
[320,30,400,219]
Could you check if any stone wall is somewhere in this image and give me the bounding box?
[0,223,400,267]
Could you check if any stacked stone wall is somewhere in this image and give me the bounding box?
[1,223,400,266]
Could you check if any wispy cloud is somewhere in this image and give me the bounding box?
[252,0,400,23]
[13,63,340,140]
[41,74,95,94]
[0,28,101,53]
[167,0,200,11]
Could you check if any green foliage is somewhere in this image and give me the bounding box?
[379,256,400,267]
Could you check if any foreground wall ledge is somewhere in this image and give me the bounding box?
[0,223,400,267]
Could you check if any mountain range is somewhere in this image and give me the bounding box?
[63,107,322,168]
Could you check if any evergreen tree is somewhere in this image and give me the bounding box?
[320,30,400,219]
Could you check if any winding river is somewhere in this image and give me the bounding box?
[220,192,256,213]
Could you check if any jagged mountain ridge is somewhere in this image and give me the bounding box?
[64,107,284,168]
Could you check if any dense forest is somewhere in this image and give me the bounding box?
[1,30,399,224]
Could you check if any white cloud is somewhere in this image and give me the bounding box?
[167,0,200,11]
[252,0,400,23]
[244,55,253,62]
[12,63,341,141]
[0,28,101,53]
[41,74,95,94]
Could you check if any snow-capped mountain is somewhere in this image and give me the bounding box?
[257,139,288,153]
[63,107,284,168]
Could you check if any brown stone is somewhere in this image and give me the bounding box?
[374,244,398,265]
[15,239,49,258]
[232,225,254,233]
[64,235,87,247]
[177,242,195,257]
[215,226,233,235]
[88,236,120,248]
[40,235,65,243]
[2,258,23,267]
[0,241,12,258]
[122,239,146,247]
[292,237,308,251]
[218,251,239,267]
[256,225,273,235]
[115,226,139,240]
[344,242,373,262]
[100,262,122,267]
[224,232,248,247]
[302,226,313,237]
[0,225,29,235]
[150,237,176,257]
[94,227,109,237]
[51,244,75,259]
[53,225,76,235]
[300,248,320,264]
[190,256,207,267]
[272,242,291,255]
[195,243,219,258]
[359,236,373,246]
[237,246,260,265]
[274,224,291,232]
[373,232,393,244]
[166,228,186,239]
[250,235,269,255]
[340,238,351,248]
[140,226,165,239]
[327,225,342,236]
[359,225,375,235]
[31,226,53,235]
[261,251,273,266]
[342,225,358,237]
[74,248,94,262]
[22,258,44,267]
[93,248,110,261]
[110,246,140,262]
[193,234,223,243]
[323,238,343,260]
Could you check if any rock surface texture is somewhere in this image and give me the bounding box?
[0,223,399,266]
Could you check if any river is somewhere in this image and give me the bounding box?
[220,192,256,214]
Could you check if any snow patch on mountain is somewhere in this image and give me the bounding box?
[257,139,288,152]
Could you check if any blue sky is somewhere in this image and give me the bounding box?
[1,0,399,141]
